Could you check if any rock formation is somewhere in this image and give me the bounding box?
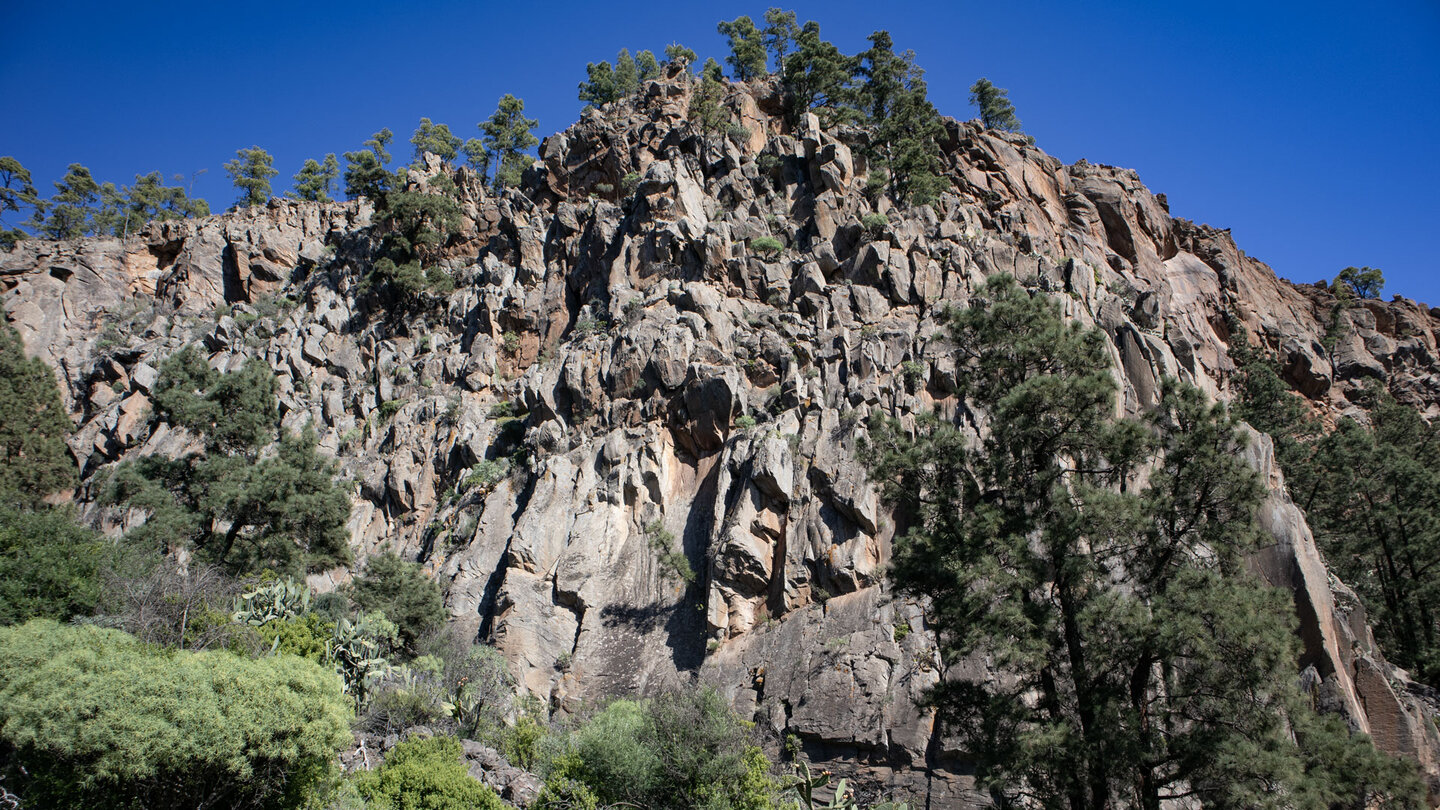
[4,70,1438,805]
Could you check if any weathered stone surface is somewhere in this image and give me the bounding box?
[5,71,1440,804]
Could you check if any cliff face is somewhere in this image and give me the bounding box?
[4,72,1439,804]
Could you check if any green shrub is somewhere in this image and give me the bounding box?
[564,689,777,810]
[726,123,752,142]
[354,736,505,810]
[256,612,334,661]
[360,664,451,735]
[861,212,889,235]
[0,619,351,809]
[418,630,516,737]
[750,236,782,256]
[489,399,516,419]
[736,414,757,430]
[0,503,104,624]
[460,459,509,495]
[645,520,695,584]
[346,553,446,653]
[621,171,642,196]
[379,399,404,421]
[535,773,600,810]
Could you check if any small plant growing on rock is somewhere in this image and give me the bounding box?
[750,235,782,257]
[621,171,642,196]
[488,400,515,419]
[901,360,925,383]
[645,519,695,584]
[735,414,757,430]
[861,212,889,236]
[501,331,521,355]
[892,622,911,642]
[378,399,404,422]
[594,182,615,195]
[460,459,509,496]
[726,123,752,143]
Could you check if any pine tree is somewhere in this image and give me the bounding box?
[717,16,768,81]
[578,59,619,109]
[290,154,340,202]
[867,274,1423,808]
[0,304,76,505]
[635,49,660,82]
[615,49,639,97]
[688,58,728,135]
[479,94,538,191]
[1334,265,1385,299]
[223,146,278,208]
[664,43,697,68]
[104,346,352,574]
[579,49,661,109]
[1301,395,1440,686]
[410,118,463,164]
[761,8,800,75]
[0,157,38,250]
[970,77,1022,132]
[91,182,126,238]
[780,21,854,126]
[30,164,100,240]
[853,32,947,205]
[344,128,395,204]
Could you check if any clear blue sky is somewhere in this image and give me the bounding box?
[4,1,1438,303]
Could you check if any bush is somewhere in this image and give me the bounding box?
[621,171,642,196]
[256,612,334,661]
[360,664,452,735]
[861,212,889,235]
[563,689,777,810]
[347,553,446,653]
[354,736,505,810]
[460,459,509,495]
[0,620,351,809]
[418,628,516,737]
[535,773,600,810]
[750,236,782,256]
[0,503,104,624]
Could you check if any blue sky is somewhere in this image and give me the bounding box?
[4,1,1438,302]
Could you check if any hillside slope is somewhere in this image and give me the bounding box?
[4,68,1438,804]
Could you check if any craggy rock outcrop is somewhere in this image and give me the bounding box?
[5,71,1439,803]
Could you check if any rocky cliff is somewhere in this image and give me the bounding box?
[4,70,1439,805]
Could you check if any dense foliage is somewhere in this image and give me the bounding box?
[544,688,776,810]
[354,736,505,810]
[226,145,280,208]
[348,552,447,652]
[0,305,76,503]
[867,275,1423,809]
[1233,337,1440,689]
[0,619,351,809]
[103,345,351,574]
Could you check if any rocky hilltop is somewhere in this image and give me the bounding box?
[4,69,1439,804]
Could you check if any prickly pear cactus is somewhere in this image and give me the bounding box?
[231,577,311,626]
